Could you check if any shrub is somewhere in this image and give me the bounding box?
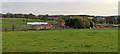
[65,17,91,29]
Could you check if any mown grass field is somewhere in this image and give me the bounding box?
[2,29,118,52]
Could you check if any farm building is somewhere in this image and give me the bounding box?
[27,22,51,30]
[112,25,120,28]
[27,22,65,30]
[48,22,65,28]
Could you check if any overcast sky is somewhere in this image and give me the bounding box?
[1,0,119,2]
[0,0,119,16]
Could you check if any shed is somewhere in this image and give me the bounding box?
[27,22,51,30]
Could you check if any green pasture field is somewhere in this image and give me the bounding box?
[1,18,29,31]
[2,29,118,52]
[87,17,94,19]
[1,18,54,31]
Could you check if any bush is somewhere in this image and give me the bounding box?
[65,18,90,29]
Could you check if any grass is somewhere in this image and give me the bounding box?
[2,18,29,31]
[2,29,118,52]
[87,17,94,20]
[1,18,118,52]
[1,18,54,31]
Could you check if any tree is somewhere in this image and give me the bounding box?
[57,18,64,23]
[28,13,36,19]
[98,19,106,24]
[4,13,14,18]
[23,14,29,18]
[42,14,49,22]
[117,17,120,24]
[92,18,98,24]
[37,15,43,19]
[90,21,94,28]
[65,17,91,29]
[109,17,115,24]
[83,18,90,28]
[73,18,81,28]
[105,17,110,24]
[105,16,115,24]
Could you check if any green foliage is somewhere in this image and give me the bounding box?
[117,17,120,23]
[57,18,64,23]
[83,18,90,28]
[98,19,106,24]
[65,17,90,29]
[90,21,94,28]
[2,13,119,25]
[92,18,98,24]
[28,13,36,19]
[105,16,116,24]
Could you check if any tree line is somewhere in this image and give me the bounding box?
[1,13,120,29]
[92,16,120,24]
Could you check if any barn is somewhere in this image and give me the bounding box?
[27,22,52,30]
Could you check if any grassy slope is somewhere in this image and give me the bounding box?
[2,18,28,30]
[2,29,118,52]
[1,18,53,31]
[87,17,94,20]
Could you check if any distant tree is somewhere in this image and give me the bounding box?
[117,17,120,24]
[60,16,68,20]
[28,13,36,19]
[83,18,90,28]
[74,18,81,28]
[65,17,90,29]
[23,14,29,18]
[114,19,119,24]
[105,17,109,24]
[57,18,65,23]
[98,19,106,24]
[90,21,94,28]
[65,18,73,27]
[37,15,43,19]
[109,16,115,24]
[42,14,49,22]
[46,14,49,16]
[42,16,47,22]
[4,13,14,18]
[92,18,98,24]
[105,16,115,24]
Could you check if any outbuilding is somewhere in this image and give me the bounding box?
[27,22,51,30]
